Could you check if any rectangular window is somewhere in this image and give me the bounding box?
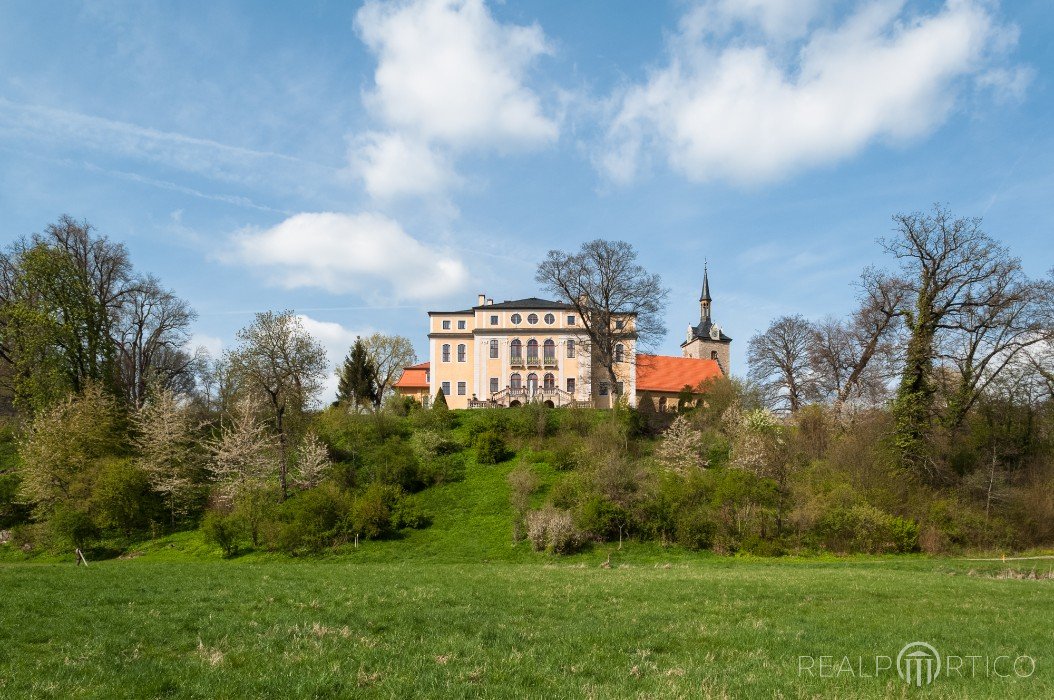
[457,344,466,362]
[566,378,575,394]
[441,381,451,396]
[598,382,609,396]
[566,339,575,358]
[489,339,499,358]
[490,315,499,325]
[615,381,624,396]
[458,320,466,330]
[489,377,499,394]
[615,319,624,330]
[457,381,466,396]
[441,344,450,362]
[567,315,576,325]
[442,320,451,330]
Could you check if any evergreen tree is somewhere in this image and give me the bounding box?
[337,336,379,410]
[432,389,448,410]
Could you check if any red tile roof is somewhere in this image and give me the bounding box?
[636,354,723,393]
[394,362,430,389]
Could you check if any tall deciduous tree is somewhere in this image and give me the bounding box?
[336,336,378,410]
[747,315,815,413]
[362,333,416,404]
[228,311,327,499]
[882,206,1047,476]
[536,240,669,400]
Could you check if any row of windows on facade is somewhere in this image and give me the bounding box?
[438,375,623,397]
[440,339,627,362]
[441,312,576,330]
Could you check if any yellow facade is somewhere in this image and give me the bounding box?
[427,295,637,409]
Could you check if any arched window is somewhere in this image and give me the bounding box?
[526,339,539,361]
[457,344,466,362]
[510,373,522,390]
[615,343,625,362]
[543,339,555,361]
[566,339,575,358]
[543,373,555,390]
[526,373,538,392]
[510,339,522,360]
[489,339,499,358]
[711,350,718,360]
[441,344,450,362]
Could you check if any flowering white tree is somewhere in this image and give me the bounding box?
[293,431,331,490]
[654,415,706,474]
[206,398,276,506]
[134,387,199,525]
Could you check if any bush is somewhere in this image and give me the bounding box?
[675,507,717,550]
[49,507,100,551]
[576,496,627,541]
[475,431,510,465]
[813,504,919,554]
[370,439,425,491]
[350,482,424,540]
[272,484,353,554]
[92,458,157,537]
[525,506,582,554]
[550,436,583,471]
[202,511,242,557]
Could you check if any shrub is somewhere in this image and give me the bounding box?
[550,435,583,471]
[576,496,627,541]
[92,458,157,537]
[391,494,431,530]
[525,506,582,554]
[350,482,422,540]
[675,507,717,550]
[370,439,425,491]
[475,431,510,465]
[272,484,353,554]
[49,507,100,551]
[813,504,919,554]
[202,511,242,557]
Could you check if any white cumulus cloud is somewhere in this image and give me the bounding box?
[601,0,1026,185]
[225,211,468,300]
[296,315,373,404]
[351,0,558,198]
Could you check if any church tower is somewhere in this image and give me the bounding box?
[681,263,732,373]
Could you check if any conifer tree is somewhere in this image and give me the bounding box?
[337,337,378,410]
[432,389,448,410]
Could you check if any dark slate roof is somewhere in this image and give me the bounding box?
[476,297,575,311]
[700,267,712,302]
[685,318,732,343]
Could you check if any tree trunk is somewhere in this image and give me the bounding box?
[275,404,287,501]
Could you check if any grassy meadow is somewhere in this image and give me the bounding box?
[3,437,1052,698]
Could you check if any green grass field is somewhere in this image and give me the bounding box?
[3,444,1052,698]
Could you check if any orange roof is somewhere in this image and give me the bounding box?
[636,354,723,393]
[394,362,429,389]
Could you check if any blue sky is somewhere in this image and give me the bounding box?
[1,0,1051,401]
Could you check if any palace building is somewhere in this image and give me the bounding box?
[394,269,731,410]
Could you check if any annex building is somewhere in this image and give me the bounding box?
[394,268,730,410]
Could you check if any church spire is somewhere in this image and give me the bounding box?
[699,261,712,322]
[699,260,712,303]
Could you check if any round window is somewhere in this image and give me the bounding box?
[544,313,555,324]
[511,313,522,324]
[527,313,539,324]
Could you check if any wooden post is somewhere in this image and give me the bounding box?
[75,548,89,567]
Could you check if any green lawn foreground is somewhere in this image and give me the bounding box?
[1,556,1051,698]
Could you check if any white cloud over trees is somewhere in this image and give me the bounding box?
[600,0,1029,185]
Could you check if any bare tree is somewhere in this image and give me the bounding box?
[116,276,196,408]
[228,311,327,500]
[362,333,416,405]
[747,315,815,413]
[881,205,1047,473]
[536,240,669,401]
[809,270,905,406]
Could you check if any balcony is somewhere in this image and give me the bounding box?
[510,355,524,368]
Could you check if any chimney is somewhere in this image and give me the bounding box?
[486,298,493,306]
[477,293,486,306]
